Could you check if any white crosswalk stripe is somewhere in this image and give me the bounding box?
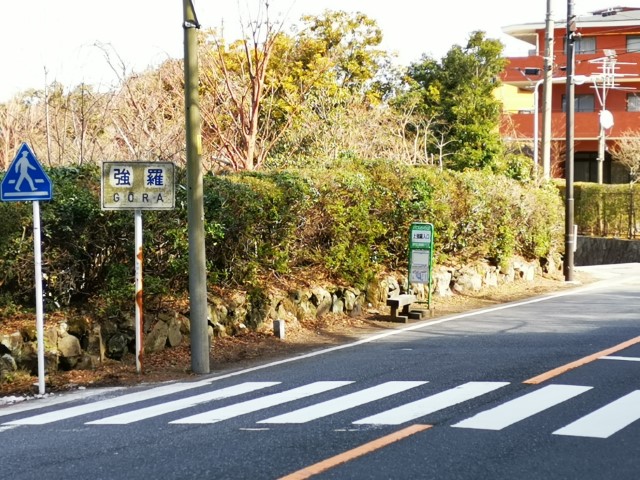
[258,381,427,424]
[87,382,279,425]
[0,387,125,419]
[452,384,592,431]
[3,379,217,425]
[170,381,353,424]
[4,380,640,440]
[353,381,509,425]
[553,390,640,438]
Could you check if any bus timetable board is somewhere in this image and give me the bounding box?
[408,222,434,307]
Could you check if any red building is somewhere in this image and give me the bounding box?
[500,6,640,183]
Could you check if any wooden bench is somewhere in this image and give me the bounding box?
[386,294,417,322]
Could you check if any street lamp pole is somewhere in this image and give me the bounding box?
[564,0,576,282]
[534,76,586,177]
[593,52,617,184]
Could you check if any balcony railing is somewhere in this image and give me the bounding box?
[502,110,640,140]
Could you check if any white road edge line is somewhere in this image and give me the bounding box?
[0,387,125,418]
[194,273,638,384]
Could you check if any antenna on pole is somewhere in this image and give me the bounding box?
[588,50,635,184]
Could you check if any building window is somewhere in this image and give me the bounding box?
[577,37,596,54]
[575,152,611,183]
[565,36,596,54]
[562,94,595,112]
[628,93,640,111]
[627,36,640,53]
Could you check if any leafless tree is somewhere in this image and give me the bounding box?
[199,3,284,171]
[610,130,640,184]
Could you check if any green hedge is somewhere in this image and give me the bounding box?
[556,181,640,238]
[0,160,564,315]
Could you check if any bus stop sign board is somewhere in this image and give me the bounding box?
[408,222,434,306]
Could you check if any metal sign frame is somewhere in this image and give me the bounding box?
[101,161,175,211]
[408,222,434,307]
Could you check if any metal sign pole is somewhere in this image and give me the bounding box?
[1,143,52,394]
[33,200,46,394]
[100,161,175,374]
[134,208,144,374]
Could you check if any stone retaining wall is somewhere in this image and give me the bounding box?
[0,257,546,379]
[575,235,640,266]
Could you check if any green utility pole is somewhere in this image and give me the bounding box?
[183,0,210,373]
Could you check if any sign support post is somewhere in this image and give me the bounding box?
[1,143,52,395]
[33,200,46,394]
[134,208,143,374]
[101,161,175,374]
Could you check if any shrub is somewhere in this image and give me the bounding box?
[0,160,564,314]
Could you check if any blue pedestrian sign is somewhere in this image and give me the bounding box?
[1,143,52,202]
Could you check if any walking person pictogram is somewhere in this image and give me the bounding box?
[14,150,37,191]
[1,142,52,202]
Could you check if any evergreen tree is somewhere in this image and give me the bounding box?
[404,31,507,171]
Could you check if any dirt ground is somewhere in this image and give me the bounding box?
[0,272,594,399]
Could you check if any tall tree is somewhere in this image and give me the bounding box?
[199,7,391,171]
[300,10,385,95]
[404,31,507,171]
[269,10,391,161]
[199,2,283,171]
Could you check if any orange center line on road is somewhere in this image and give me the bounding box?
[278,424,432,480]
[524,335,640,385]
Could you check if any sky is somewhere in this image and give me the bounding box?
[0,0,628,102]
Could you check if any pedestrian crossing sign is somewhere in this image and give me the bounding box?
[1,142,52,202]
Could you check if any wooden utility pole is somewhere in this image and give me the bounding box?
[183,0,210,374]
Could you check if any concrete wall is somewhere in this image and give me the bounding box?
[575,235,640,266]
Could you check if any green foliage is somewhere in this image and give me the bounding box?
[0,161,564,312]
[0,199,33,304]
[400,31,508,173]
[40,165,129,306]
[560,181,640,238]
[496,153,535,182]
[309,168,388,287]
[203,170,314,285]
[98,263,136,318]
[300,10,387,96]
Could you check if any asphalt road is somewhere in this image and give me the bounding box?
[2,264,640,480]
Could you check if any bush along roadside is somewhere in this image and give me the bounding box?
[0,158,564,375]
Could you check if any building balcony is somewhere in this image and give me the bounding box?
[501,110,640,142]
